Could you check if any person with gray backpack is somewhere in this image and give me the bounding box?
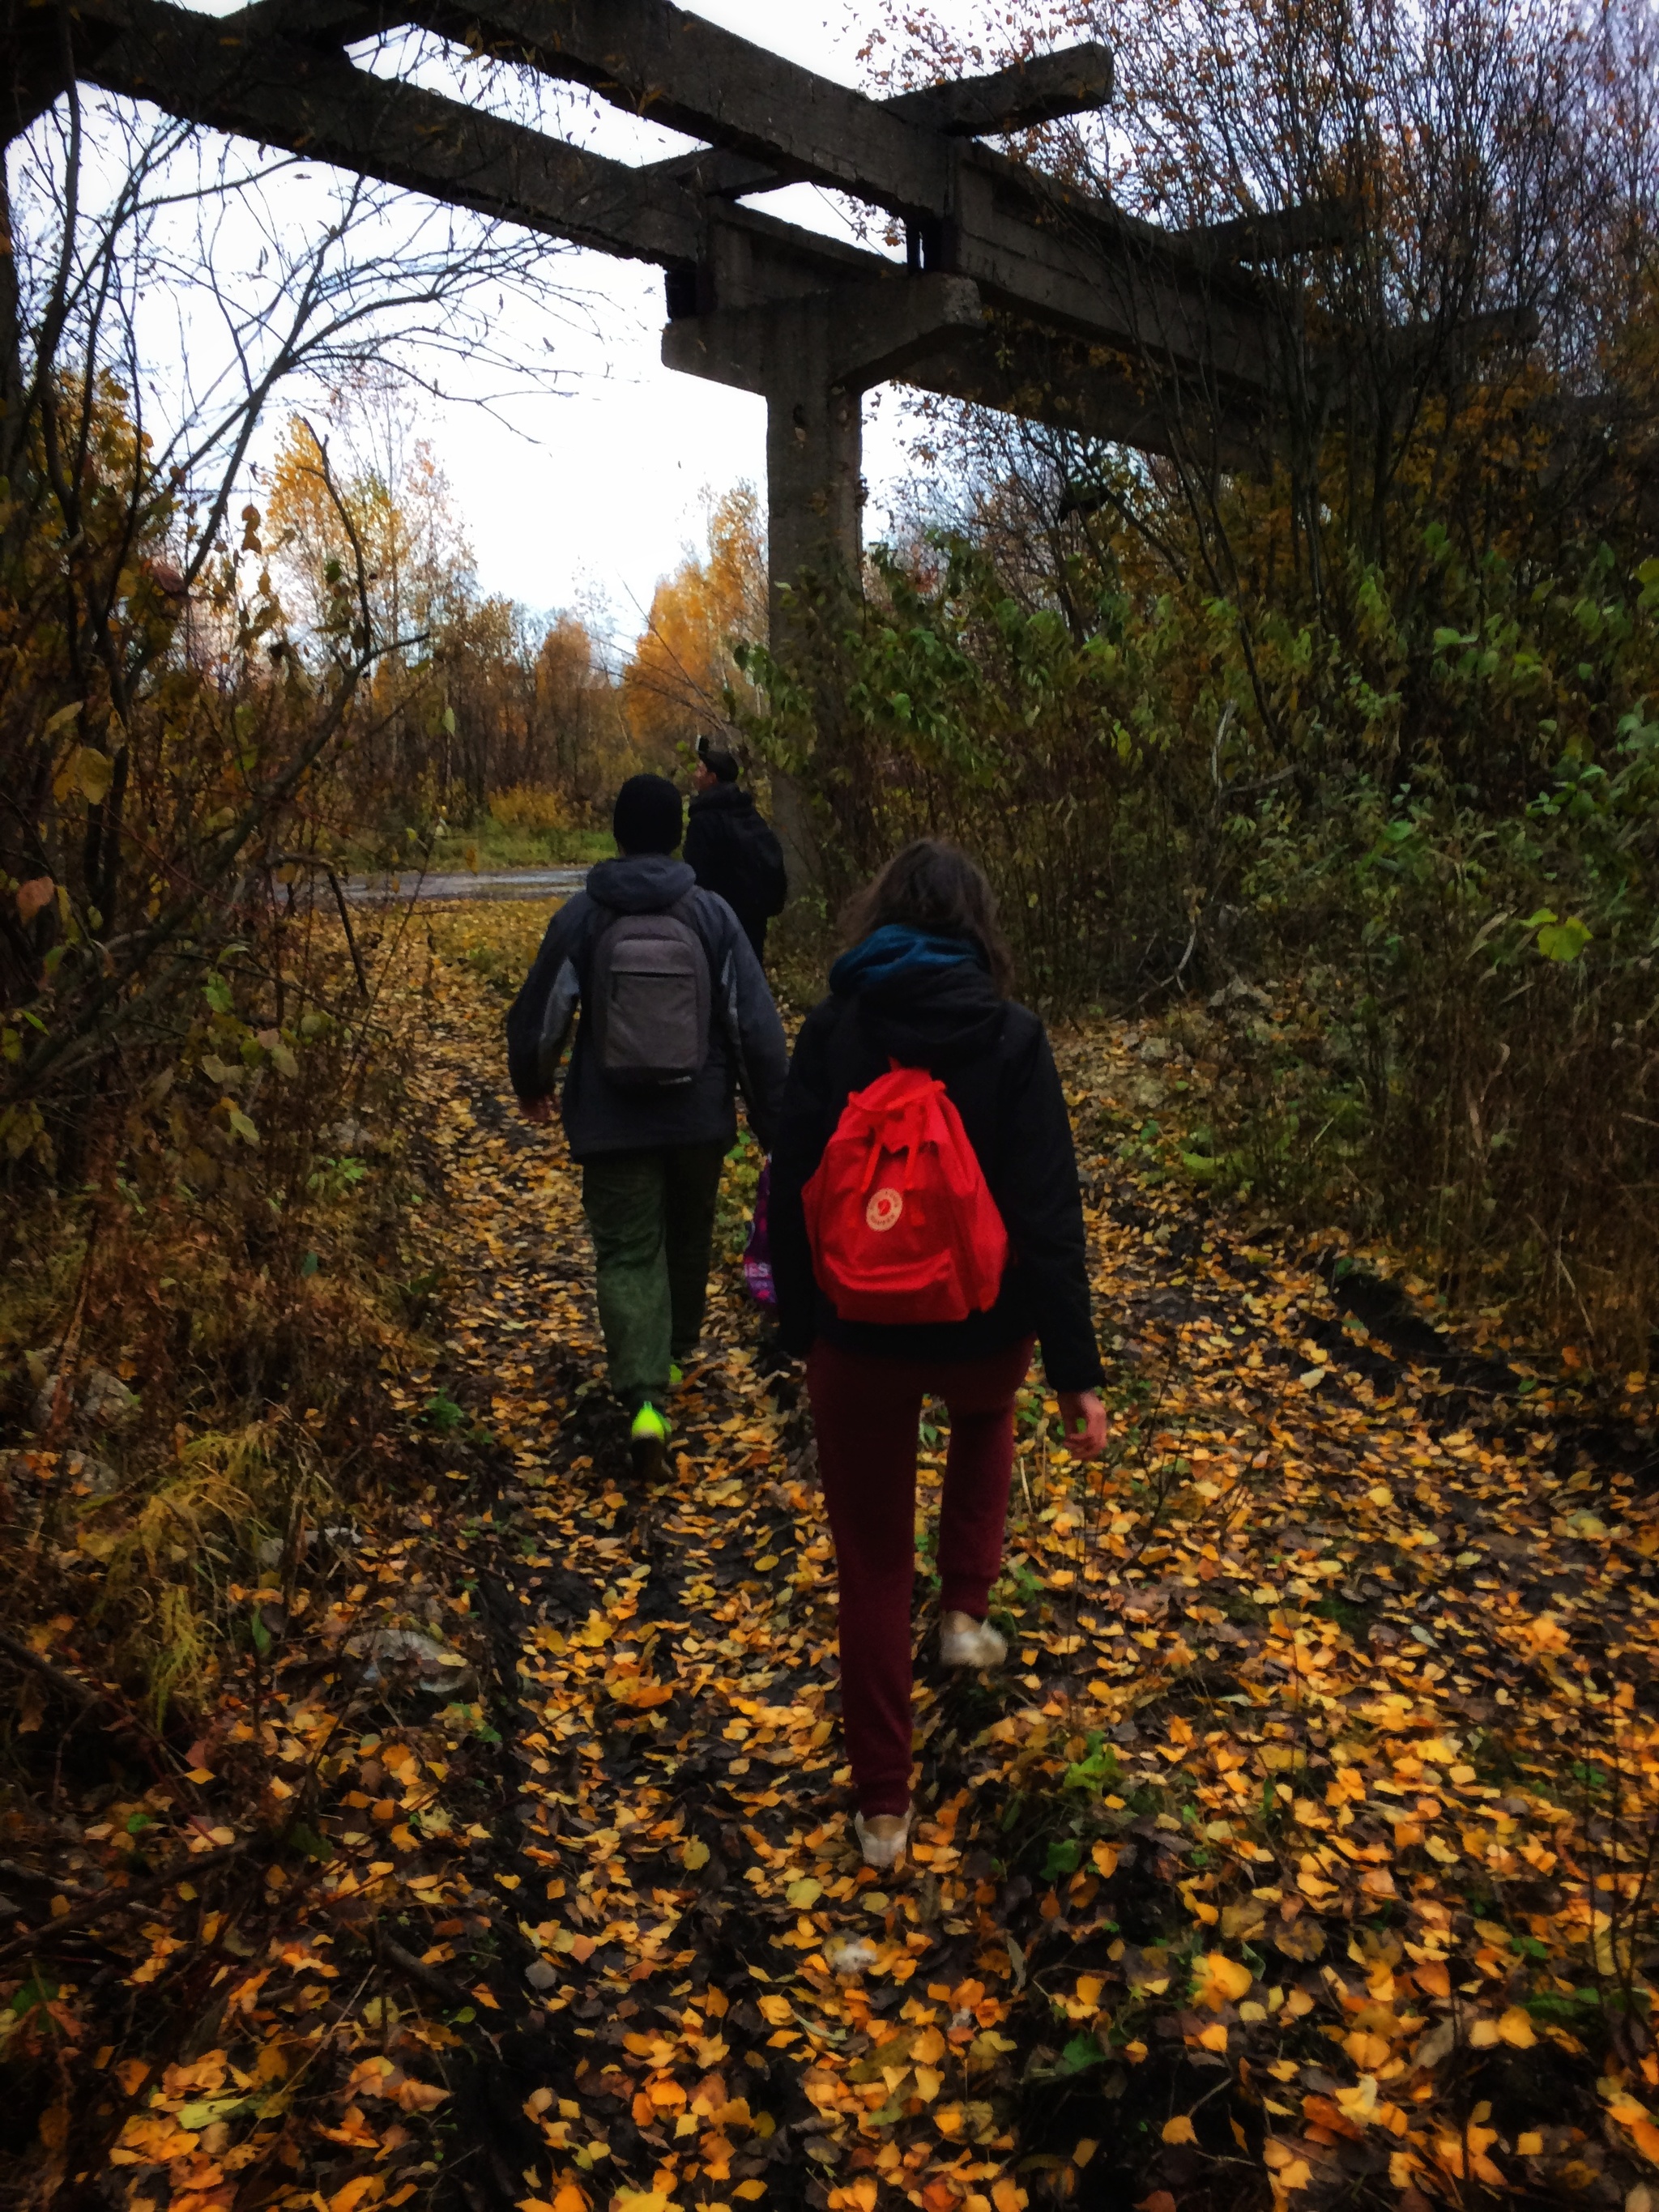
[507,774,789,1478]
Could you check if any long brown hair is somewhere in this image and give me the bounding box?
[842,839,1016,995]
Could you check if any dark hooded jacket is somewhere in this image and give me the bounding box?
[684,783,787,926]
[505,853,788,1160]
[770,927,1103,1392]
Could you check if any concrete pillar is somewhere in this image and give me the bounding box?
[661,273,984,895]
[764,345,865,598]
[761,356,863,897]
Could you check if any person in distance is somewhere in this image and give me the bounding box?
[506,773,788,1479]
[769,839,1108,1871]
[683,739,789,965]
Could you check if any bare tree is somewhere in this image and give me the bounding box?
[0,80,587,1145]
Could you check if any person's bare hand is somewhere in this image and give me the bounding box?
[1056,1390,1109,1458]
[518,1094,554,1126]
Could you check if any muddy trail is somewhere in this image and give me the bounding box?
[23,902,1659,2212]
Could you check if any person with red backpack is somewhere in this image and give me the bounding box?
[770,841,1107,1869]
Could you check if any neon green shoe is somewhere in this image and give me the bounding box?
[629,1401,670,1482]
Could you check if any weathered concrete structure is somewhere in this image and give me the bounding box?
[4,0,1334,871]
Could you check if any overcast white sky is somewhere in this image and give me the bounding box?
[363,2,965,652]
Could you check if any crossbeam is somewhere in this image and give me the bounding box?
[426,0,954,221]
[885,43,1115,135]
[58,0,1307,410]
[441,2,1279,368]
[76,0,707,262]
[638,41,1112,205]
[30,0,1316,526]
[53,19,1176,426]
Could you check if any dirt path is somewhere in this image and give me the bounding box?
[29,901,1659,2212]
[387,909,1659,2210]
[380,902,1659,2212]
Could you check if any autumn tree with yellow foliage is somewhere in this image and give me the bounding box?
[622,485,766,765]
[265,408,628,832]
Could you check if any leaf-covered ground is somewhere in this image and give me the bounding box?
[9,899,1659,2212]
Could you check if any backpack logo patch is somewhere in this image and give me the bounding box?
[865,1186,903,1233]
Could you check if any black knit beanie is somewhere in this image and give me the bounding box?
[613,773,683,855]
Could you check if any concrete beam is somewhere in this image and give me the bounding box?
[220,0,392,46]
[652,36,1115,199]
[699,202,888,310]
[60,0,962,314]
[886,42,1114,135]
[90,0,1297,399]
[661,273,985,399]
[913,323,1269,462]
[674,154,1286,398]
[72,0,706,262]
[0,9,78,143]
[663,276,1265,458]
[947,152,1283,393]
[1180,197,1358,267]
[50,0,1309,450]
[423,0,955,221]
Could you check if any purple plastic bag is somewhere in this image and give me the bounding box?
[743,1160,776,1309]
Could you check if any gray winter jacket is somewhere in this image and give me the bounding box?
[505,854,789,1161]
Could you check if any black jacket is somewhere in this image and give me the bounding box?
[770,953,1104,1392]
[505,854,789,1160]
[684,783,788,923]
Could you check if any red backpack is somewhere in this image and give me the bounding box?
[802,1063,1008,1324]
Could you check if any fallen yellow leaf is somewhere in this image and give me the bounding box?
[1336,2077,1379,2125]
[1195,1952,1252,2009]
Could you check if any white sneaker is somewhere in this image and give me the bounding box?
[940,1613,1008,1669]
[854,1812,911,1870]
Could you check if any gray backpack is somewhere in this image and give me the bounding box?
[589,894,712,1089]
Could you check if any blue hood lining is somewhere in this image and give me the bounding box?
[830,923,988,996]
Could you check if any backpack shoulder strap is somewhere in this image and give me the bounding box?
[577,899,616,981]
[667,889,722,987]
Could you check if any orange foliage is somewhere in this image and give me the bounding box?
[623,485,766,761]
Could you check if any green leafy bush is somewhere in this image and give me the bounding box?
[742,524,1659,1364]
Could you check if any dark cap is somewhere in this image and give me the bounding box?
[613,772,684,855]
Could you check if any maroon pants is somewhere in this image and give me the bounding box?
[808,1335,1034,1818]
